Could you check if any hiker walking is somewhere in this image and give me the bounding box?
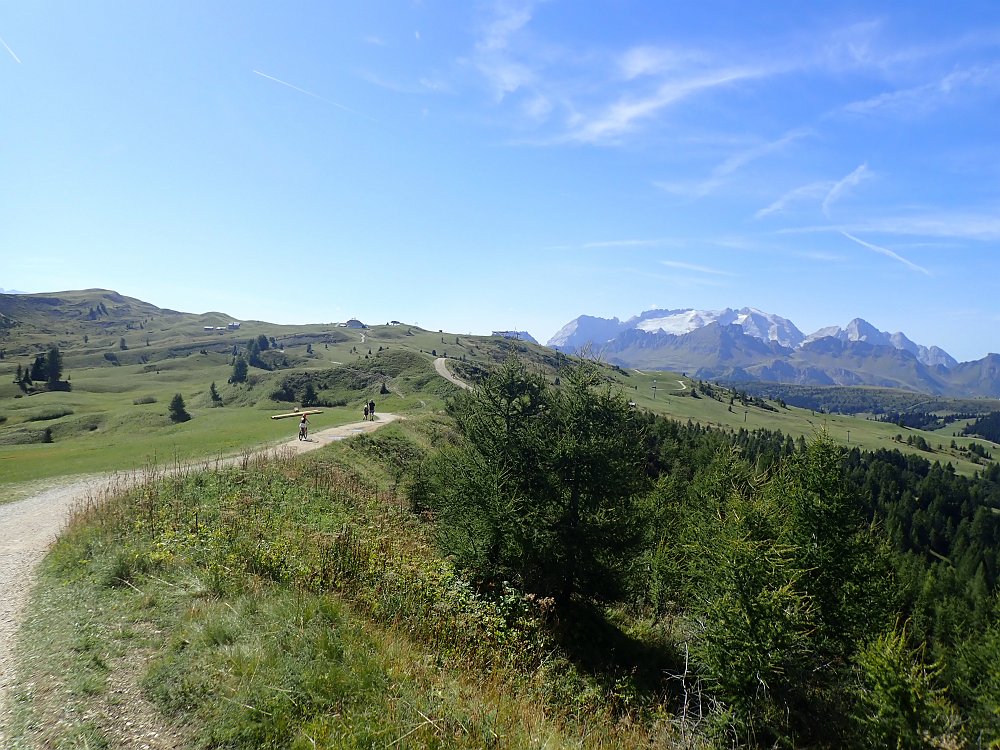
[363,404,369,421]
[368,399,376,420]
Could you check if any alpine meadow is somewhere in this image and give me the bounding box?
[6,3,1000,748]
[1,289,999,748]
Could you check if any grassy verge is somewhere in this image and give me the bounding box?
[8,419,693,749]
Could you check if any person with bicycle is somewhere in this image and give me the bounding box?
[298,413,309,440]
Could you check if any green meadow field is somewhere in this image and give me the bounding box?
[2,290,998,490]
[0,326,447,485]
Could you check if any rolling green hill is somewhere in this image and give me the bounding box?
[7,291,1000,749]
[2,289,998,486]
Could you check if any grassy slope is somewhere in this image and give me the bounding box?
[2,293,997,488]
[8,421,676,749]
[0,315,472,484]
[608,369,998,476]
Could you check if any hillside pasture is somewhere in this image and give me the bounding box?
[611,369,996,476]
[0,344,448,486]
[2,289,997,486]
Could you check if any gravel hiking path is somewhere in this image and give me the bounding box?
[0,412,400,746]
[434,357,471,390]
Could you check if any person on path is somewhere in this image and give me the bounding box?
[368,399,376,420]
[363,404,369,421]
[298,414,309,440]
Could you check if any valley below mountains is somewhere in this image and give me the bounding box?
[548,307,1000,398]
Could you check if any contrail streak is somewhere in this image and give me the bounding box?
[840,231,931,276]
[253,69,377,123]
[0,35,21,64]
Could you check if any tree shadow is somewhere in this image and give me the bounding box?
[550,598,688,704]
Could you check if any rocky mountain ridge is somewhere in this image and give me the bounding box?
[547,308,997,397]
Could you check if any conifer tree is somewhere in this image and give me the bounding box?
[29,354,46,382]
[168,393,190,422]
[230,356,249,384]
[414,358,649,608]
[45,344,63,385]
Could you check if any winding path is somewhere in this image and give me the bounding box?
[0,413,400,744]
[434,357,471,390]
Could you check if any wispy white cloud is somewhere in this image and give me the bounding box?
[522,93,553,121]
[363,35,386,46]
[817,20,884,73]
[661,260,734,276]
[0,34,21,64]
[419,77,449,92]
[360,70,451,95]
[832,26,1000,75]
[656,128,810,199]
[812,20,1000,76]
[461,8,1000,159]
[796,250,847,263]
[860,213,1000,241]
[474,1,539,100]
[822,163,872,217]
[755,181,832,219]
[842,65,1000,118]
[783,210,1000,242]
[582,239,662,249]
[714,128,811,179]
[618,45,706,80]
[478,2,533,53]
[484,59,536,100]
[840,231,931,275]
[569,65,767,144]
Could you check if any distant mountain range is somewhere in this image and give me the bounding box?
[547,307,1000,398]
[5,290,997,398]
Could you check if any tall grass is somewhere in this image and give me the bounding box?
[26,435,695,748]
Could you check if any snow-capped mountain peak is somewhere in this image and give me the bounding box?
[627,307,803,348]
[803,318,957,368]
[548,309,956,369]
[547,314,624,350]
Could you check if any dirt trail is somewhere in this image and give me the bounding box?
[0,413,399,745]
[434,357,471,390]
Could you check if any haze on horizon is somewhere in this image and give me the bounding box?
[4,2,1000,362]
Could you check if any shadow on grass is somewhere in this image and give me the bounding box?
[550,598,687,706]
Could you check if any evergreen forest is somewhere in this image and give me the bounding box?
[414,359,1000,747]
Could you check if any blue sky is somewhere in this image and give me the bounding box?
[3,2,1000,362]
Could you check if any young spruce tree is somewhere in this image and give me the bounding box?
[168,393,190,422]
